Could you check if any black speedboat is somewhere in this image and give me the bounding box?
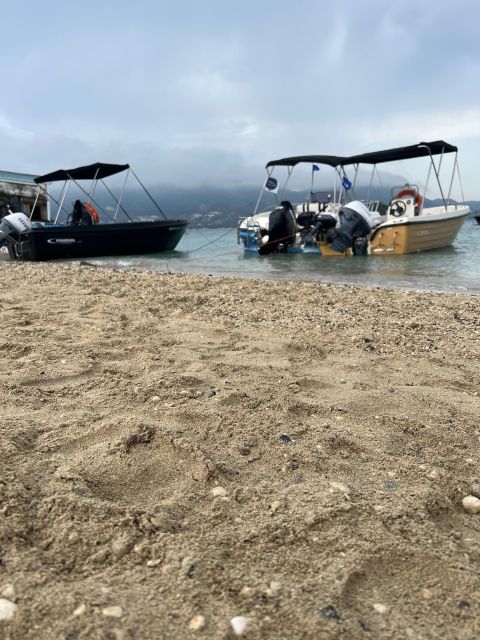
[474,212,480,225]
[0,162,188,261]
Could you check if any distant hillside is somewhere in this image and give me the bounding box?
[91,185,480,228]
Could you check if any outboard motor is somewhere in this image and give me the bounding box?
[315,214,338,234]
[0,212,32,252]
[296,211,317,229]
[328,201,374,255]
[259,201,296,255]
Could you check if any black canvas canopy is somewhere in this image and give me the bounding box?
[34,162,130,184]
[266,155,348,168]
[344,141,457,166]
[265,142,458,170]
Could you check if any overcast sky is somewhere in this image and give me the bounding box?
[1,0,479,197]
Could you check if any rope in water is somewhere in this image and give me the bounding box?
[185,226,237,255]
[182,226,316,262]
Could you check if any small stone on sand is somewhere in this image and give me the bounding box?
[329,481,351,495]
[146,558,162,567]
[373,603,389,614]
[73,604,87,616]
[0,585,15,600]
[102,606,123,618]
[470,482,480,498]
[230,616,249,635]
[188,614,205,631]
[0,598,17,621]
[211,486,227,497]
[462,495,480,514]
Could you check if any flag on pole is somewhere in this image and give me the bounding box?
[342,176,352,190]
[312,164,320,172]
[264,176,278,193]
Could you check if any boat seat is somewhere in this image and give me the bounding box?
[296,202,320,214]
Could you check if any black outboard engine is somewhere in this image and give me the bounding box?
[315,214,338,234]
[328,201,375,255]
[259,200,296,255]
[0,212,33,256]
[296,211,317,228]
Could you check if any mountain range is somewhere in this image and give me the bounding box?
[118,185,480,227]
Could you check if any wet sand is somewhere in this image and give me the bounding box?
[0,262,479,640]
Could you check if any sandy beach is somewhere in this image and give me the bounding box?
[0,262,479,640]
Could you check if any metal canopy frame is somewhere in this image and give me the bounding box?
[33,163,167,225]
[255,141,464,214]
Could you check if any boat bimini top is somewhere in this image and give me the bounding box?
[34,162,130,183]
[266,155,349,168]
[345,140,458,165]
[31,161,168,226]
[258,140,464,215]
[267,141,457,170]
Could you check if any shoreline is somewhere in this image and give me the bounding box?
[30,256,480,297]
[1,262,479,639]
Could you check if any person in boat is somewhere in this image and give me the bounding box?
[69,200,99,226]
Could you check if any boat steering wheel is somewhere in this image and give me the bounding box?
[389,200,407,217]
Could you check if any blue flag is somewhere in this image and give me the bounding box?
[342,176,352,190]
[264,177,278,193]
[312,164,320,172]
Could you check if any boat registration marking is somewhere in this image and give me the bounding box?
[415,230,430,237]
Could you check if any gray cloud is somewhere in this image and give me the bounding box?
[1,0,479,197]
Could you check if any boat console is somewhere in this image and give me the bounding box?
[387,184,423,219]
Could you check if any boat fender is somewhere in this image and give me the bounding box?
[396,188,423,209]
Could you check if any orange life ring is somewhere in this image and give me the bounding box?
[396,188,423,209]
[82,202,100,224]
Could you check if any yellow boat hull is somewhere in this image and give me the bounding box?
[369,215,467,255]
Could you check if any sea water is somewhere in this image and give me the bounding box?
[106,220,480,295]
[2,220,478,294]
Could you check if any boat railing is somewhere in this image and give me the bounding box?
[361,200,381,212]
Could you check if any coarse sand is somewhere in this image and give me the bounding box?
[0,262,479,639]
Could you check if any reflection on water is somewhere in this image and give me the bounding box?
[2,220,479,294]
